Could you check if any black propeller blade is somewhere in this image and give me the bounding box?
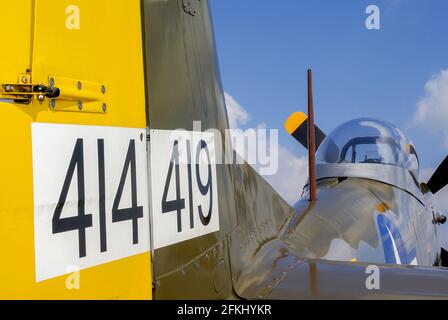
[427,156,448,194]
[284,112,326,151]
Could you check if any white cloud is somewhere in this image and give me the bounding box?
[411,69,448,249]
[225,92,308,205]
[413,69,448,147]
[264,146,308,205]
[412,71,448,247]
[224,92,250,129]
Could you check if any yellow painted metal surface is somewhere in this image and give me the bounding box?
[0,0,151,299]
[0,1,32,86]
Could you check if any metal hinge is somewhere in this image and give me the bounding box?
[0,73,60,104]
[47,76,107,113]
[0,73,107,113]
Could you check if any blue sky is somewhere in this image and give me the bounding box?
[210,0,448,207]
[211,0,448,167]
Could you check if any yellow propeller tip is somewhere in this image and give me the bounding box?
[284,112,307,135]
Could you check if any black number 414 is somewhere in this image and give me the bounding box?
[52,138,143,258]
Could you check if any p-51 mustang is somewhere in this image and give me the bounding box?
[1,0,448,299]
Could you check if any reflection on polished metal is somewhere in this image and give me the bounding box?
[314,163,423,203]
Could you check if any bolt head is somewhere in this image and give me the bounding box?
[77,81,82,90]
[101,85,106,94]
[21,76,28,84]
[50,100,56,109]
[49,78,55,87]
[37,94,45,101]
[78,101,83,110]
[102,103,107,112]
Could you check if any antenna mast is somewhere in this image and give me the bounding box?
[308,69,317,201]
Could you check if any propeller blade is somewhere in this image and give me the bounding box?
[284,112,326,151]
[427,156,448,194]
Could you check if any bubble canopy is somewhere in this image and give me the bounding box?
[316,118,419,178]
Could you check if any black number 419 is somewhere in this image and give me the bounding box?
[161,139,214,233]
